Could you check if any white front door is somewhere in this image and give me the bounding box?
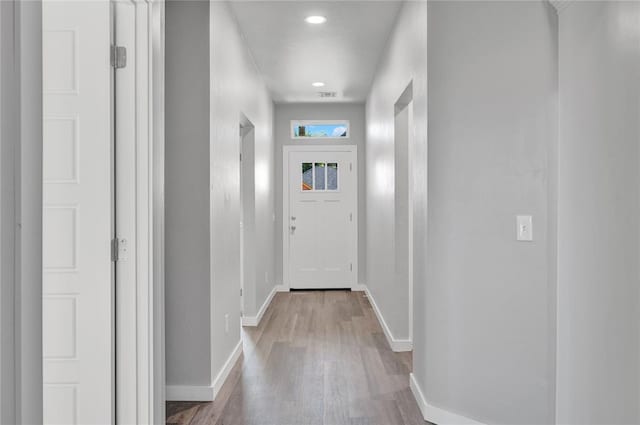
[284,147,357,289]
[43,2,113,424]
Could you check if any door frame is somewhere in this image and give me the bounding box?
[239,115,255,318]
[2,1,164,422]
[113,0,165,423]
[239,125,244,316]
[282,145,358,290]
[394,81,414,345]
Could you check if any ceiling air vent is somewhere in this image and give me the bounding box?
[317,91,338,98]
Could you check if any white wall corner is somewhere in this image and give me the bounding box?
[363,285,413,352]
[166,384,215,402]
[352,283,367,292]
[166,339,242,402]
[410,374,487,425]
[242,285,277,327]
[274,284,289,292]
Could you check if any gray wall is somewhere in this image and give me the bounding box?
[274,103,366,287]
[423,1,558,423]
[366,1,428,345]
[556,2,640,423]
[16,3,43,422]
[1,4,18,420]
[166,0,275,393]
[165,0,212,386]
[209,0,275,377]
[0,1,43,422]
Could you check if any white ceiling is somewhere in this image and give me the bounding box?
[229,1,403,103]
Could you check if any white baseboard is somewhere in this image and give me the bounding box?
[212,339,243,397]
[242,285,278,327]
[274,284,289,292]
[166,339,243,402]
[166,384,214,402]
[410,373,486,425]
[352,283,367,291]
[362,285,413,352]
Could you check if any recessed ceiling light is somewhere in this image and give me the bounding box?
[305,15,327,24]
[312,82,325,87]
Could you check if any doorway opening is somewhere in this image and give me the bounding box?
[239,114,255,320]
[394,81,414,342]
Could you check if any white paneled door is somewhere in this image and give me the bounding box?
[285,147,357,289]
[43,2,113,424]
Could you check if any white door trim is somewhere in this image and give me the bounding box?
[394,81,414,345]
[114,1,165,423]
[407,101,414,344]
[407,98,416,343]
[239,117,254,318]
[282,145,358,290]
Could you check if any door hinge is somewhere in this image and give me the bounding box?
[111,238,128,262]
[349,213,353,222]
[240,153,242,162]
[350,163,353,172]
[350,263,353,272]
[111,45,127,69]
[240,288,243,297]
[111,238,119,262]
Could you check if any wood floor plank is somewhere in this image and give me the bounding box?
[167,290,426,425]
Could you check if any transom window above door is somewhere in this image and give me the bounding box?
[302,162,339,191]
[292,120,350,139]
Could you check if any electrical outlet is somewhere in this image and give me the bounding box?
[224,313,229,334]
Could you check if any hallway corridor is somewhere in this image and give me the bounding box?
[166,291,425,425]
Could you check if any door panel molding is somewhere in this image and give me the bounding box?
[43,2,113,423]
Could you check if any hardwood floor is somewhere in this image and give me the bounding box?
[166,290,427,425]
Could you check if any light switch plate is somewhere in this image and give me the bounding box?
[517,215,533,241]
